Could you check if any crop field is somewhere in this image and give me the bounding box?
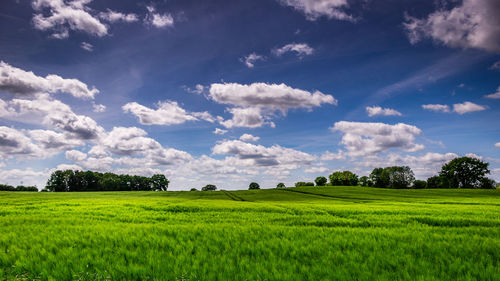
[0,186,499,281]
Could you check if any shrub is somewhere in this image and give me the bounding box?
[413,180,427,189]
[276,183,286,188]
[329,171,358,186]
[295,182,314,187]
[190,188,198,191]
[201,184,217,191]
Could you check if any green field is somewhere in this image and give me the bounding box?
[0,187,499,280]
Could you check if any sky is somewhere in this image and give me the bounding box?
[0,0,499,190]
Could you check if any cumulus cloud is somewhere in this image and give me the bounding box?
[28,129,83,150]
[99,9,138,23]
[485,86,500,99]
[274,43,314,57]
[213,128,228,135]
[81,42,93,52]
[210,82,336,128]
[32,0,108,38]
[0,61,98,99]
[123,101,214,126]
[212,140,316,167]
[320,150,345,161]
[6,94,105,140]
[0,126,44,160]
[495,142,500,148]
[304,166,329,173]
[241,53,265,68]
[331,121,425,156]
[404,0,500,53]
[366,106,402,117]
[239,133,260,142]
[422,104,451,113]
[452,101,486,114]
[184,84,205,94]
[278,0,354,21]
[92,102,106,112]
[0,168,47,188]
[65,150,87,162]
[145,5,174,28]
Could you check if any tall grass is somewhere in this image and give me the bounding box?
[0,187,498,280]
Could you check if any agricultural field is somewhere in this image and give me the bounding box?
[0,186,499,280]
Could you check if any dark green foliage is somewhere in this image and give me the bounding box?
[0,184,38,192]
[249,182,260,190]
[358,176,372,187]
[427,176,444,188]
[329,171,358,186]
[45,170,168,192]
[413,180,427,189]
[369,166,414,188]
[314,176,327,186]
[439,157,491,189]
[0,184,15,191]
[190,188,198,191]
[202,184,217,191]
[479,178,496,189]
[276,183,286,188]
[295,182,314,187]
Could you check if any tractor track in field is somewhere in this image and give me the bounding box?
[222,190,248,202]
[279,188,374,203]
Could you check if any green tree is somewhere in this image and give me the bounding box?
[202,184,217,191]
[383,166,415,188]
[329,171,358,186]
[426,176,443,188]
[413,180,427,189]
[249,182,260,190]
[315,176,327,186]
[370,168,387,188]
[276,183,286,188]
[439,157,491,188]
[151,174,169,191]
[358,176,372,187]
[295,182,314,187]
[190,188,198,191]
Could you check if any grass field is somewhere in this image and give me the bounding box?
[0,186,499,280]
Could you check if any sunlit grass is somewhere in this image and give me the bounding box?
[0,187,499,280]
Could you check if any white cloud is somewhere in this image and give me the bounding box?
[404,0,500,53]
[0,168,47,188]
[304,166,329,173]
[99,126,161,156]
[184,84,205,94]
[331,121,425,156]
[278,0,354,21]
[320,150,345,161]
[65,150,87,162]
[122,101,214,126]
[0,61,99,99]
[145,5,174,28]
[452,101,486,114]
[212,140,316,167]
[422,104,451,113]
[485,86,500,99]
[274,43,314,57]
[32,0,108,38]
[366,106,402,117]
[241,53,265,68]
[495,142,500,148]
[92,102,106,112]
[239,133,260,142]
[213,128,228,135]
[209,82,336,112]
[81,42,93,52]
[99,9,138,23]
[0,126,44,160]
[219,107,266,129]
[28,129,83,150]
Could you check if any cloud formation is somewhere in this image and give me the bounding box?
[278,0,354,21]
[123,101,214,126]
[485,86,500,99]
[99,9,138,23]
[422,102,486,114]
[241,53,265,68]
[239,133,260,142]
[422,104,451,113]
[145,5,174,28]
[331,121,425,156]
[404,0,500,53]
[0,61,98,99]
[366,106,402,117]
[274,43,314,57]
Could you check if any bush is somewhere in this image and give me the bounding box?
[249,182,260,190]
[329,171,358,186]
[315,177,327,186]
[0,184,15,191]
[202,184,217,191]
[413,180,427,189]
[190,188,198,191]
[15,186,38,192]
[295,182,314,187]
[276,183,286,188]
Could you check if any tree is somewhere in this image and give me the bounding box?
[426,176,443,188]
[439,157,491,188]
[295,182,314,187]
[413,180,427,189]
[190,188,198,191]
[276,183,286,188]
[315,176,327,186]
[370,168,387,188]
[329,171,358,186]
[46,170,67,192]
[249,182,260,190]
[358,176,372,187]
[151,174,169,191]
[202,184,217,191]
[383,166,415,188]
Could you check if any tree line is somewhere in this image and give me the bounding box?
[0,184,38,192]
[44,170,169,192]
[285,157,497,189]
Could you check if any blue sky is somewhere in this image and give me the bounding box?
[0,0,499,189]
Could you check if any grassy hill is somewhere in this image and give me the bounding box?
[0,186,499,280]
